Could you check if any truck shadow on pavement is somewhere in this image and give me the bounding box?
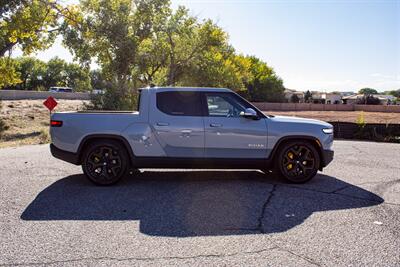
[21,171,384,237]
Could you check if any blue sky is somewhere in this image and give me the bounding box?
[14,0,400,92]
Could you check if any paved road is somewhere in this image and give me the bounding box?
[0,141,399,266]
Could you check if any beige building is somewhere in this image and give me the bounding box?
[342,94,396,105]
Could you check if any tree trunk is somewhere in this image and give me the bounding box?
[167,64,176,86]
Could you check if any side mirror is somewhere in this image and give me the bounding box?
[240,108,258,119]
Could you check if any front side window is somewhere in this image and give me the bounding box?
[156,91,202,116]
[206,93,246,117]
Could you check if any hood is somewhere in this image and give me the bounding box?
[269,115,332,128]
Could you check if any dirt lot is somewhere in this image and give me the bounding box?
[0,100,87,148]
[0,99,399,148]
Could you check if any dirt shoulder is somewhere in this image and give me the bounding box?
[0,100,87,148]
[1,100,399,148]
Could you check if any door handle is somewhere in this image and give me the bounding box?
[181,129,192,133]
[210,123,222,127]
[156,122,169,126]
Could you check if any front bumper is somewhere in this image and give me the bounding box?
[50,144,80,165]
[321,149,334,168]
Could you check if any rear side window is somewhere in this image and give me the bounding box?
[156,91,202,116]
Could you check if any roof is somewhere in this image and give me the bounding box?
[342,94,396,100]
[142,86,232,93]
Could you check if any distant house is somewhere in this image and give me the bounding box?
[310,91,342,104]
[342,94,396,105]
[323,93,342,104]
[340,91,355,97]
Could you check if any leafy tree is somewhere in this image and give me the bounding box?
[0,57,20,88]
[356,95,380,105]
[0,0,80,56]
[0,99,9,136]
[1,0,57,57]
[242,56,285,102]
[42,57,67,88]
[304,90,312,103]
[290,94,300,103]
[61,0,287,109]
[13,57,46,90]
[136,5,231,89]
[0,0,79,88]
[161,7,228,86]
[385,89,400,98]
[5,56,90,91]
[64,63,91,91]
[359,88,378,95]
[62,0,170,108]
[89,70,109,90]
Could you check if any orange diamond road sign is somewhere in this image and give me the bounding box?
[43,96,58,112]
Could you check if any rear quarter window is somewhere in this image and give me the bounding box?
[156,91,202,116]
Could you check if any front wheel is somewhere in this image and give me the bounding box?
[82,140,129,185]
[276,141,320,183]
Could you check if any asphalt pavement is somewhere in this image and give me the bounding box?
[0,140,399,266]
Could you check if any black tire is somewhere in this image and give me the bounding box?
[275,141,320,183]
[81,140,129,185]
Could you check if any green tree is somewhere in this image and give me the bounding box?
[304,90,312,103]
[356,95,380,105]
[13,57,46,90]
[42,57,67,88]
[161,7,228,86]
[290,94,300,103]
[62,0,170,109]
[385,89,400,98]
[89,70,109,90]
[241,56,285,102]
[64,63,91,91]
[0,0,79,88]
[0,57,20,88]
[0,99,9,136]
[359,88,378,95]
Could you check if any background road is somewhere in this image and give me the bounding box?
[0,140,399,266]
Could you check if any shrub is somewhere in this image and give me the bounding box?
[356,95,380,105]
[356,112,366,128]
[0,99,9,137]
[85,84,138,111]
[38,129,50,144]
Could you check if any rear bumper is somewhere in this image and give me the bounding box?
[50,144,80,165]
[322,149,334,167]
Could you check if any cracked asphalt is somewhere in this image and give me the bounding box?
[0,140,399,266]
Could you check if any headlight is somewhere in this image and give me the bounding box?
[322,128,334,134]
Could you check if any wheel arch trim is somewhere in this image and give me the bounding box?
[77,134,136,165]
[268,135,324,170]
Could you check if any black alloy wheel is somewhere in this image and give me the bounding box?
[82,140,128,185]
[276,141,320,183]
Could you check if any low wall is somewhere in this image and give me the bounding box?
[0,90,91,100]
[252,102,400,113]
[329,121,400,141]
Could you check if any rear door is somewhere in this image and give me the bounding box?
[203,92,268,159]
[149,91,205,158]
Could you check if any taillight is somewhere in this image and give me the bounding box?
[50,120,63,127]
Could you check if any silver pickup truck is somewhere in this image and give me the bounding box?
[50,87,334,185]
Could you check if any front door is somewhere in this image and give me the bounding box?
[203,92,268,158]
[149,90,204,158]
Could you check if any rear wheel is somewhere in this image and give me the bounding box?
[276,141,320,183]
[82,140,129,185]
